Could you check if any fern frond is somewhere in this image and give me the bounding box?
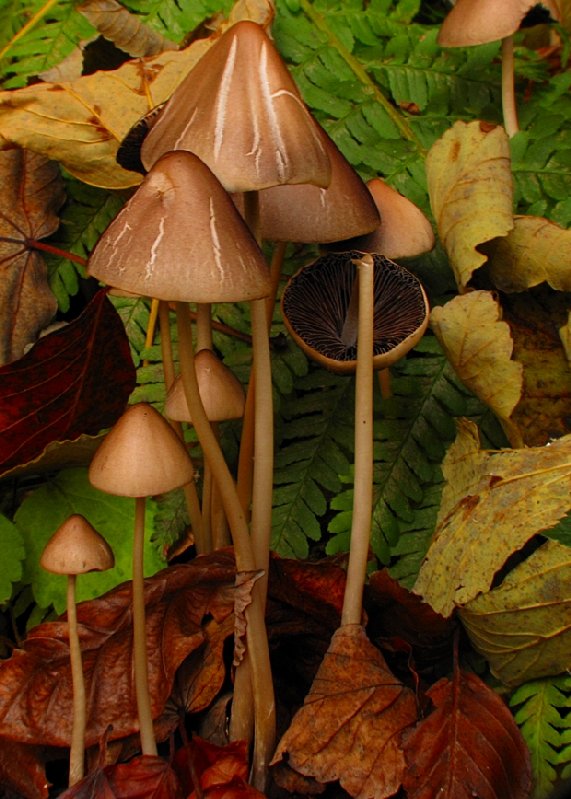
[510,674,571,799]
[121,0,233,42]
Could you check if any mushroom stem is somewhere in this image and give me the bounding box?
[501,35,519,138]
[341,255,374,626]
[67,574,86,785]
[196,302,213,351]
[132,496,158,756]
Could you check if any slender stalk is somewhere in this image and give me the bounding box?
[501,35,519,138]
[25,238,88,266]
[196,303,213,351]
[132,496,157,756]
[67,574,86,785]
[341,255,374,626]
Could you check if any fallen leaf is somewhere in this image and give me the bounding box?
[78,0,177,57]
[0,741,49,799]
[0,551,236,748]
[414,422,571,616]
[430,290,523,427]
[485,216,571,293]
[233,569,264,667]
[172,737,249,796]
[0,289,136,476]
[402,669,532,799]
[459,539,571,686]
[61,755,184,798]
[272,624,418,799]
[0,149,64,365]
[425,120,513,292]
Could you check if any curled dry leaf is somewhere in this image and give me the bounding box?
[172,737,249,795]
[78,0,177,57]
[233,569,264,667]
[425,120,513,292]
[0,290,135,477]
[403,670,532,799]
[430,290,523,428]
[61,754,184,799]
[414,420,571,617]
[0,149,64,365]
[460,539,571,686]
[0,551,237,748]
[0,741,49,799]
[272,624,418,799]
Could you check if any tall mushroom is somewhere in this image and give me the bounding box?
[40,515,114,785]
[88,403,194,757]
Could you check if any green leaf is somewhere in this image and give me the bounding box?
[0,514,25,605]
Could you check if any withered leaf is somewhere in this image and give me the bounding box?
[0,149,64,365]
[61,755,184,799]
[0,290,135,477]
[0,740,49,799]
[0,551,236,748]
[172,737,249,796]
[403,670,531,799]
[78,0,177,57]
[233,569,264,667]
[272,624,418,799]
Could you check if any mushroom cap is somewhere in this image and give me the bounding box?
[331,178,435,259]
[438,0,560,46]
[165,349,246,422]
[89,403,194,497]
[88,151,270,303]
[281,250,429,375]
[40,514,114,575]
[141,21,331,192]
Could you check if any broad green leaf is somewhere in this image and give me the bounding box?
[15,468,164,614]
[430,291,523,428]
[426,120,513,292]
[414,424,571,617]
[0,514,25,605]
[460,540,571,686]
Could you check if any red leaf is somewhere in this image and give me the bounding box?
[0,740,49,799]
[402,670,532,799]
[61,755,184,799]
[0,289,135,475]
[172,738,266,799]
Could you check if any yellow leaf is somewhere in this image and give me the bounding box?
[426,120,513,292]
[414,424,571,617]
[436,418,489,527]
[486,216,571,293]
[459,540,571,686]
[430,290,523,424]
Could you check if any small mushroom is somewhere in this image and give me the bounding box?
[40,515,114,786]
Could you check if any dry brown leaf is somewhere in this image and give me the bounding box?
[0,149,64,365]
[233,569,264,667]
[414,421,571,617]
[272,624,418,799]
[78,0,177,57]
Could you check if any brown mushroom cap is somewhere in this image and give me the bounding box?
[89,403,194,497]
[40,514,114,575]
[141,21,331,192]
[88,151,270,303]
[165,349,246,422]
[438,0,560,46]
[281,250,429,375]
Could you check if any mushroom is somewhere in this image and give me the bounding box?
[40,514,114,785]
[438,0,561,137]
[88,403,194,757]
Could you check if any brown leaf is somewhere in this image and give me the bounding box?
[0,740,49,799]
[173,737,248,795]
[0,551,236,748]
[403,670,532,799]
[61,755,184,799]
[0,149,64,364]
[78,0,177,57]
[272,624,418,799]
[233,569,264,667]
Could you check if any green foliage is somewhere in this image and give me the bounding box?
[121,0,233,41]
[510,675,571,798]
[0,514,25,605]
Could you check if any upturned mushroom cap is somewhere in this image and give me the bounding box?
[141,20,331,192]
[88,151,270,303]
[40,515,114,575]
[89,403,194,497]
[281,251,429,375]
[165,349,246,422]
[438,0,560,46]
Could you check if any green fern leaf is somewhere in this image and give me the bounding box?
[121,0,233,42]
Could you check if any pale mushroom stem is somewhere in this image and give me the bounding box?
[196,302,213,351]
[341,256,375,626]
[67,574,86,785]
[132,496,158,756]
[501,35,519,138]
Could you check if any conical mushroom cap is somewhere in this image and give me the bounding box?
[141,21,331,192]
[89,403,194,497]
[40,514,114,575]
[438,0,560,46]
[88,151,270,303]
[165,350,246,422]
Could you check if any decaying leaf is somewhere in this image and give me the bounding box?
[272,624,418,799]
[486,216,571,293]
[460,539,571,686]
[0,290,135,477]
[0,741,49,799]
[430,290,523,427]
[403,670,532,799]
[172,738,249,796]
[78,0,177,57]
[426,120,513,292]
[61,754,184,799]
[0,149,64,365]
[233,569,264,667]
[414,420,571,617]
